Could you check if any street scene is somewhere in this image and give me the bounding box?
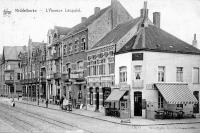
[0,0,200,132]
[0,97,200,133]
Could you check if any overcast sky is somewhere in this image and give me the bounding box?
[0,0,200,54]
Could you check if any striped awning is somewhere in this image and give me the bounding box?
[105,89,127,102]
[155,83,198,104]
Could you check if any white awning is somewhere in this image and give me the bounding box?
[105,89,127,102]
[155,83,198,104]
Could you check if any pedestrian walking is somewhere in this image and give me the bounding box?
[45,99,48,108]
[11,98,15,107]
[60,96,64,109]
[63,98,69,110]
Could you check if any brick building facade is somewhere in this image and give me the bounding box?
[61,0,132,110]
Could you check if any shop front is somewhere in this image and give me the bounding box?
[151,83,198,119]
[68,70,86,109]
[105,88,130,119]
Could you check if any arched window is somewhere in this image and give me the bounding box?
[66,63,71,73]
[77,61,84,70]
[81,37,86,51]
[74,39,79,53]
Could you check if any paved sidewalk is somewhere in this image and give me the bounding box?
[2,97,200,126]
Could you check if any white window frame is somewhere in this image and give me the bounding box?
[134,65,142,80]
[158,66,165,82]
[176,67,183,82]
[119,66,127,83]
[193,67,200,84]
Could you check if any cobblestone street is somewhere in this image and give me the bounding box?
[0,97,200,133]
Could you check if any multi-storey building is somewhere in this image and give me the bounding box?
[104,2,200,118]
[46,26,70,104]
[86,18,142,112]
[61,0,132,110]
[1,46,26,98]
[0,55,3,96]
[20,38,46,102]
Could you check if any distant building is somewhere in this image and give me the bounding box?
[0,54,3,96]
[19,38,46,102]
[46,26,70,104]
[1,46,26,97]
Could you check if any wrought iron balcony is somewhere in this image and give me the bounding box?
[70,70,84,80]
[61,72,69,81]
[40,77,46,83]
[5,79,14,84]
[4,69,14,73]
[54,72,61,79]
[52,53,60,60]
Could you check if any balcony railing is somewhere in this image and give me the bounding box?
[54,72,61,79]
[4,69,14,72]
[62,72,69,81]
[52,53,60,60]
[132,80,144,88]
[70,71,84,80]
[5,79,14,84]
[41,77,46,82]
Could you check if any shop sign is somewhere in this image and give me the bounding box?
[132,53,143,61]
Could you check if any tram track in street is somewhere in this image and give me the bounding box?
[0,102,93,133]
[0,107,44,133]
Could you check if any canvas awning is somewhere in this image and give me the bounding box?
[155,83,198,104]
[105,89,127,102]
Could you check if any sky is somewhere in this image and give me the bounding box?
[0,0,200,54]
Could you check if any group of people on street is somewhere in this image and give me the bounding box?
[44,96,72,111]
[60,96,72,111]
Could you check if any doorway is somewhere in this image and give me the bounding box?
[193,91,199,113]
[95,87,99,111]
[134,91,142,116]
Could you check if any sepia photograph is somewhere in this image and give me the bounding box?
[0,0,200,132]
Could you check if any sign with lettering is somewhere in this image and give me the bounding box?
[132,53,143,61]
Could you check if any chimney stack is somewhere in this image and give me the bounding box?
[140,1,148,18]
[153,12,160,28]
[94,7,100,15]
[81,17,87,23]
[192,34,198,48]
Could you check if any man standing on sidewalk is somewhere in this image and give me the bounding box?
[45,99,48,108]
